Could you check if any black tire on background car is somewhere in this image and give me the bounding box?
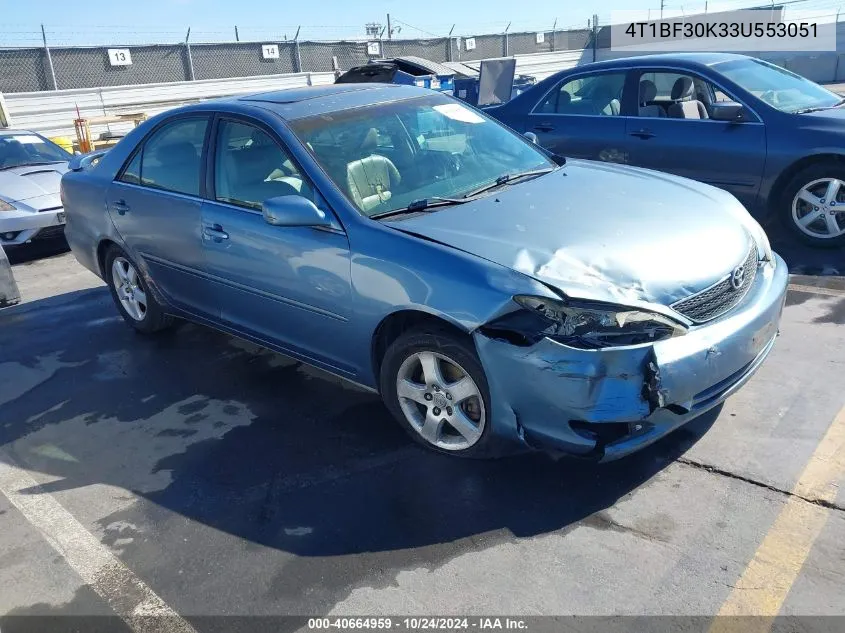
[780,162,845,248]
[379,327,497,458]
[104,245,173,333]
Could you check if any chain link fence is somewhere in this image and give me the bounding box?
[0,28,598,94]
[191,42,297,80]
[0,48,49,92]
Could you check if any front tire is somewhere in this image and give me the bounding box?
[104,246,173,334]
[379,327,496,458]
[780,163,845,248]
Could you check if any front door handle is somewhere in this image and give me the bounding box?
[533,123,555,132]
[112,200,130,215]
[629,129,656,139]
[202,224,229,242]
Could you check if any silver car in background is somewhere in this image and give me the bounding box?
[0,129,72,249]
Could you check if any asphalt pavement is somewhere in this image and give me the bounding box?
[0,241,844,633]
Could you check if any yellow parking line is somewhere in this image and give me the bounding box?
[710,404,845,633]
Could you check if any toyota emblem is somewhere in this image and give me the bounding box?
[729,265,746,290]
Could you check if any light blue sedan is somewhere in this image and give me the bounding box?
[61,84,788,461]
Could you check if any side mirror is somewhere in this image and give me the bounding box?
[261,195,331,228]
[523,131,539,144]
[711,101,746,122]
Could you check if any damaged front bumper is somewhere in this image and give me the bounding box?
[474,254,789,462]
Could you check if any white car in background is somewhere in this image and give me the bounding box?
[0,129,72,249]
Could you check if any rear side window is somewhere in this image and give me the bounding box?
[118,117,208,196]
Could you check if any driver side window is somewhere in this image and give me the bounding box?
[536,72,625,116]
[214,120,315,210]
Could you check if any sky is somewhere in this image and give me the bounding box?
[3,0,844,46]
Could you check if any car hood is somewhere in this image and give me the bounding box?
[389,160,759,307]
[0,163,67,204]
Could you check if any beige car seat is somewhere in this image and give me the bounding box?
[668,77,709,119]
[345,128,401,212]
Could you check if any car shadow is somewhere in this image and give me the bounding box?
[1,286,720,570]
[5,237,70,265]
[763,218,845,275]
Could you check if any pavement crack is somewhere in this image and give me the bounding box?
[676,457,845,513]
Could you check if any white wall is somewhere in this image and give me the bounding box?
[0,71,335,140]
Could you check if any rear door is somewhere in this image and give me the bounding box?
[524,70,629,162]
[106,115,216,317]
[623,68,767,210]
[200,115,355,375]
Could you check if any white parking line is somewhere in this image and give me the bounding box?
[0,453,196,633]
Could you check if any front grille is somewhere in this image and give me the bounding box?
[34,224,66,240]
[672,242,759,323]
[37,206,63,213]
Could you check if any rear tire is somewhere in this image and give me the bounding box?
[104,245,173,334]
[379,327,497,458]
[780,163,845,248]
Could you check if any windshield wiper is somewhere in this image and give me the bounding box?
[370,196,470,219]
[0,160,65,171]
[794,98,845,114]
[461,167,557,199]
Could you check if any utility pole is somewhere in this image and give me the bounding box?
[185,27,195,81]
[387,13,392,39]
[293,26,302,73]
[234,25,239,41]
[41,24,57,91]
[660,0,665,20]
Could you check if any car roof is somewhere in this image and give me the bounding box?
[234,83,431,120]
[0,129,39,136]
[575,52,749,71]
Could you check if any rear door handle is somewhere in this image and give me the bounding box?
[112,200,130,215]
[629,129,656,139]
[202,224,229,242]
[533,123,555,132]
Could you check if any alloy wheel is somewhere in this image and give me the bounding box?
[395,351,486,451]
[111,256,147,321]
[791,177,845,240]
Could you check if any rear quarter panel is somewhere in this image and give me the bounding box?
[62,167,120,278]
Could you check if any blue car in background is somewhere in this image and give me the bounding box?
[488,52,845,248]
[61,84,787,461]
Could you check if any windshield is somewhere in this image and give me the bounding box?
[288,94,554,216]
[0,133,71,169]
[717,58,843,113]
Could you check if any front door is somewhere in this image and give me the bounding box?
[623,69,767,210]
[524,70,629,163]
[106,115,215,317]
[201,116,356,376]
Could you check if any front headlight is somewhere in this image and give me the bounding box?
[504,295,687,349]
[0,199,17,212]
[746,217,773,263]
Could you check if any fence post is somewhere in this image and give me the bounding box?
[503,23,511,57]
[591,15,598,63]
[293,26,302,73]
[550,19,557,52]
[41,24,58,91]
[185,27,195,81]
[447,25,455,62]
